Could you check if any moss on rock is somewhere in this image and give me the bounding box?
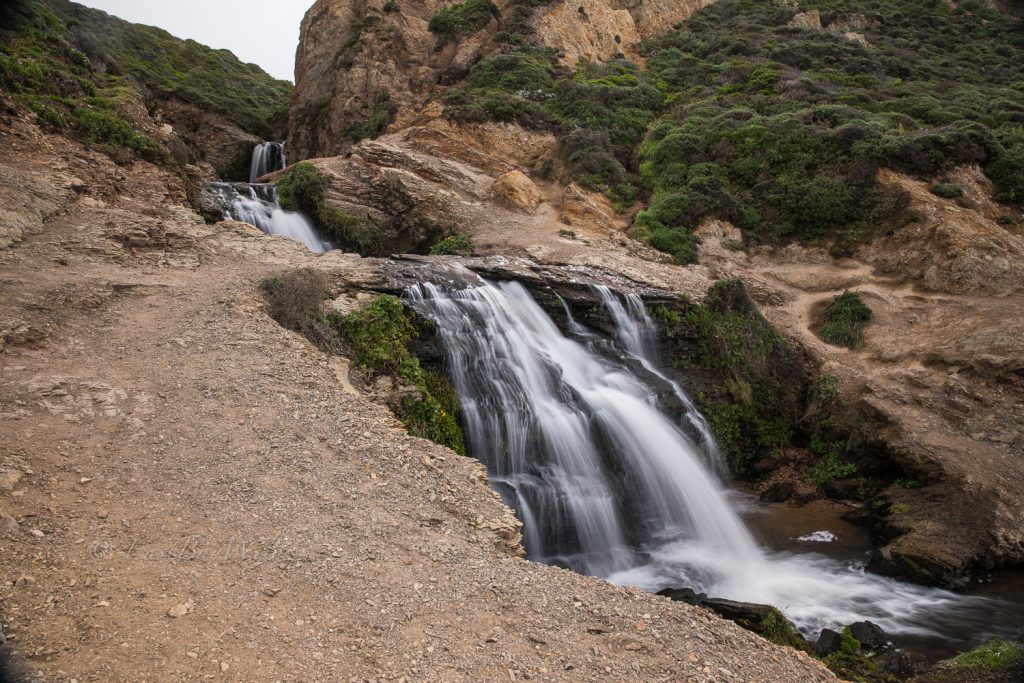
[277,163,384,256]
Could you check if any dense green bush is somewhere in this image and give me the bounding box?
[929,182,965,198]
[428,0,499,43]
[818,291,872,348]
[277,163,384,256]
[429,233,474,256]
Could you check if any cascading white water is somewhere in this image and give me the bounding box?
[250,141,286,183]
[594,285,725,474]
[407,278,998,641]
[209,183,333,253]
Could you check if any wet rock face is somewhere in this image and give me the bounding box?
[156,99,262,181]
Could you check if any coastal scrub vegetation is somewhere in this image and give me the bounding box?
[440,0,1024,259]
[0,0,291,163]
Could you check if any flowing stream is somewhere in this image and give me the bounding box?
[210,183,332,253]
[405,279,1010,646]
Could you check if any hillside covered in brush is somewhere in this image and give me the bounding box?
[0,0,292,175]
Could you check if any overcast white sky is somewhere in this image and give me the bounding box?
[78,1,309,81]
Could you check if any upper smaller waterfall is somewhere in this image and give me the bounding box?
[250,141,286,183]
[209,183,333,253]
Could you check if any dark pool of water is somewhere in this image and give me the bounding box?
[736,492,1024,663]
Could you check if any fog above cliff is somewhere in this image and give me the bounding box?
[77,0,302,81]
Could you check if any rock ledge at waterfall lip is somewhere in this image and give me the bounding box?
[382,254,682,302]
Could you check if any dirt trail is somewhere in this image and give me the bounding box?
[0,116,837,681]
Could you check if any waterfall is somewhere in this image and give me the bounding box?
[209,183,332,253]
[594,286,725,474]
[250,141,286,183]
[406,278,994,640]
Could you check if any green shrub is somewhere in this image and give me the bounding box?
[345,92,396,142]
[429,233,474,255]
[343,296,466,454]
[812,452,858,488]
[818,291,872,348]
[929,182,965,198]
[277,163,385,256]
[428,0,499,43]
[558,229,576,239]
[382,0,400,12]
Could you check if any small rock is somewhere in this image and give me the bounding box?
[167,601,194,618]
[30,529,44,538]
[97,510,109,519]
[80,477,92,484]
[14,574,35,588]
[262,587,280,597]
[220,662,229,673]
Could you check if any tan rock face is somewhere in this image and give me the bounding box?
[532,0,716,66]
[859,169,1024,296]
[490,170,543,213]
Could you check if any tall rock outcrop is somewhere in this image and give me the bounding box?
[289,0,498,161]
[288,0,716,160]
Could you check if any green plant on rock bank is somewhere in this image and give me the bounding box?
[684,279,807,475]
[277,163,385,256]
[260,277,466,455]
[343,295,466,455]
[818,291,872,349]
[428,0,500,44]
[947,639,1024,675]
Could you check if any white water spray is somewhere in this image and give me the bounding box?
[407,278,994,640]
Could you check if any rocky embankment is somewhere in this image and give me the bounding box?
[0,84,840,681]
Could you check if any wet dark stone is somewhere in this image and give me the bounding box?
[814,628,843,657]
[848,620,889,651]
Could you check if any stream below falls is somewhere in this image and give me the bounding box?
[404,278,1022,658]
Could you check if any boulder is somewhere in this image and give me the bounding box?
[847,620,889,651]
[490,171,542,214]
[814,628,843,657]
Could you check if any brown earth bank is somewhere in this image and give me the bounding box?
[0,89,841,682]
